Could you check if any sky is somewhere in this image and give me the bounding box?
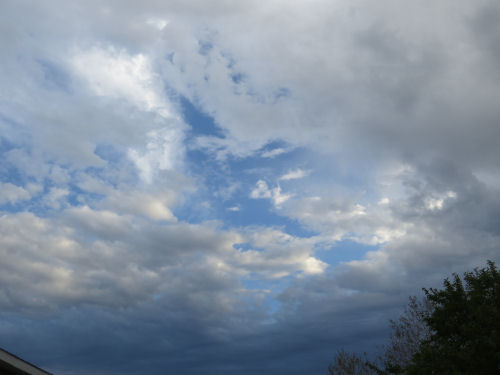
[1,1,500,374]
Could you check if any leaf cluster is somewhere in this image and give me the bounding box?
[328,260,500,375]
[406,260,500,374]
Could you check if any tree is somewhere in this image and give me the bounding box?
[328,296,432,375]
[328,260,500,375]
[328,349,373,375]
[406,260,500,374]
[375,296,432,374]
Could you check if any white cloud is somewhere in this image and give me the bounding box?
[425,190,457,211]
[261,147,289,158]
[68,46,187,180]
[0,183,31,205]
[250,180,272,199]
[42,187,69,210]
[233,228,327,278]
[127,127,186,183]
[101,188,178,222]
[282,194,409,245]
[378,197,390,205]
[271,185,292,207]
[303,257,328,275]
[71,47,169,116]
[279,168,310,181]
[250,180,292,207]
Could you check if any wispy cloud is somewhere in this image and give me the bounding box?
[279,168,310,181]
[261,147,289,158]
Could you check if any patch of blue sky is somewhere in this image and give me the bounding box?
[178,97,316,236]
[0,183,46,215]
[230,72,245,84]
[0,136,15,153]
[86,144,139,188]
[223,198,317,237]
[198,40,213,56]
[165,51,175,64]
[66,182,106,207]
[173,183,318,239]
[94,143,125,164]
[180,96,225,138]
[177,149,317,236]
[36,59,71,93]
[242,275,295,317]
[316,239,380,267]
[0,201,27,214]
[0,160,25,187]
[0,148,38,189]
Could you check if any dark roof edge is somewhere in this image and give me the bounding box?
[0,348,53,375]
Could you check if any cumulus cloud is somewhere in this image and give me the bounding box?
[70,46,187,181]
[127,127,186,183]
[235,228,327,278]
[250,180,272,199]
[2,1,500,374]
[250,180,292,207]
[280,194,407,245]
[0,207,328,313]
[102,189,178,221]
[0,183,31,205]
[70,47,168,115]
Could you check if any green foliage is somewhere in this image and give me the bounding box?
[328,260,500,375]
[406,260,500,374]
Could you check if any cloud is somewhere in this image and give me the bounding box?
[234,227,327,278]
[261,147,289,158]
[70,46,187,181]
[0,183,31,205]
[42,187,69,210]
[2,1,500,374]
[0,206,328,314]
[127,126,186,183]
[424,190,457,211]
[279,169,310,181]
[250,180,292,207]
[101,188,178,222]
[70,47,168,115]
[250,180,272,199]
[281,194,407,245]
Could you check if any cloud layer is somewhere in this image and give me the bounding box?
[1,1,500,374]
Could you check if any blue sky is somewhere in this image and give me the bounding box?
[1,1,500,374]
